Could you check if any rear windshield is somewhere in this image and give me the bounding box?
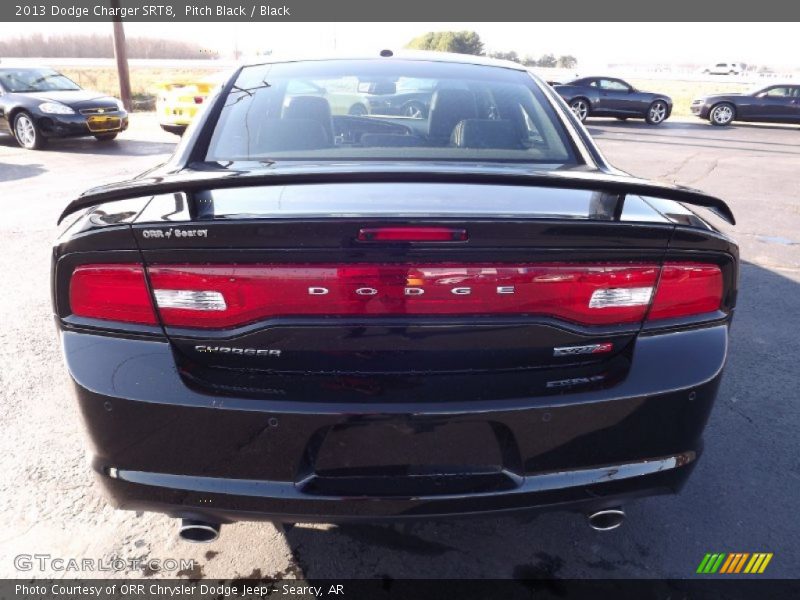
[205,59,576,165]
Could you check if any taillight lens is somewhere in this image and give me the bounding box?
[147,263,661,328]
[66,261,724,329]
[69,264,157,325]
[648,263,723,321]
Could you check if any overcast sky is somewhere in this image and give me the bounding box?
[0,22,796,68]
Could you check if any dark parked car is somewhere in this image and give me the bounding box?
[361,87,432,118]
[691,84,800,126]
[0,66,128,149]
[52,52,737,542]
[554,77,672,125]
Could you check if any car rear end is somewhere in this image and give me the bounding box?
[52,184,737,526]
[51,55,738,533]
[156,80,218,133]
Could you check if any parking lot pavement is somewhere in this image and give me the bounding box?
[0,116,798,579]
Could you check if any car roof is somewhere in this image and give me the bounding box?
[238,50,530,72]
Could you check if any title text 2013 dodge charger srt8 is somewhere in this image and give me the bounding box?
[52,52,738,542]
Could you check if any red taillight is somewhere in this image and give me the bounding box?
[147,263,661,329]
[66,261,724,329]
[357,227,468,242]
[193,96,204,104]
[69,264,157,325]
[647,263,723,321]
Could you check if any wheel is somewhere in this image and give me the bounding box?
[160,124,187,136]
[401,100,427,119]
[348,103,368,116]
[13,111,46,150]
[645,100,668,125]
[94,133,118,141]
[569,98,589,122]
[709,103,735,126]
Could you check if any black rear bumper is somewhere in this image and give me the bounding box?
[63,325,728,523]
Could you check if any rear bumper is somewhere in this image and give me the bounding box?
[157,102,200,127]
[62,325,728,522]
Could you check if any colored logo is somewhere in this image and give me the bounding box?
[697,553,773,574]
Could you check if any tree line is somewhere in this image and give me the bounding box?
[0,33,209,59]
[406,31,577,69]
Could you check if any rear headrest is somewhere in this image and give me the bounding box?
[450,119,523,149]
[255,118,332,153]
[427,89,478,140]
[282,95,333,142]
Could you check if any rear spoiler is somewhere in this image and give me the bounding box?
[57,167,735,225]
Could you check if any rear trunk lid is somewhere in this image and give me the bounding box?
[58,166,733,399]
[129,180,682,389]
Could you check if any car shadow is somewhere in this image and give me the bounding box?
[586,122,800,156]
[587,118,800,134]
[264,260,799,580]
[0,161,46,182]
[0,132,175,157]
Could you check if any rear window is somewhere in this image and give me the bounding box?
[205,59,576,165]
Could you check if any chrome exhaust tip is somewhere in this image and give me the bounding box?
[178,519,220,543]
[587,508,625,531]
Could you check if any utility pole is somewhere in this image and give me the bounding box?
[110,0,132,111]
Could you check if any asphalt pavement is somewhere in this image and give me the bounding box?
[0,114,798,579]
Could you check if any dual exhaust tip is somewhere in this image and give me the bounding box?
[177,510,624,542]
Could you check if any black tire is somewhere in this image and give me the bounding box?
[401,100,427,119]
[160,124,187,136]
[348,103,368,116]
[645,100,669,125]
[569,98,589,122]
[94,133,118,141]
[13,111,46,150]
[709,103,735,126]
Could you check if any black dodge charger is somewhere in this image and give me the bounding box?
[52,52,737,542]
[554,76,673,125]
[0,66,128,149]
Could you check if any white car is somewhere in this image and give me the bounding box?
[702,62,744,76]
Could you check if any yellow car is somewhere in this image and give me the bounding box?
[156,77,221,135]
